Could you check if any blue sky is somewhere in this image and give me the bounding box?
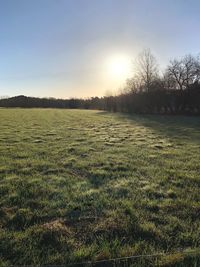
[0,0,200,98]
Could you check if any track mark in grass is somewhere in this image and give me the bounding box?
[153,144,164,149]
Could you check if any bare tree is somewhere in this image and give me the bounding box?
[125,77,143,93]
[166,54,200,90]
[183,54,200,88]
[134,49,159,92]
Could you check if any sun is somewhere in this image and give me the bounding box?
[107,54,131,81]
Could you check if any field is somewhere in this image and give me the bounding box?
[0,109,200,266]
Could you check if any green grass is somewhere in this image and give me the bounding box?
[0,108,199,266]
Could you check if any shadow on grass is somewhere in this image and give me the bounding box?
[96,111,200,142]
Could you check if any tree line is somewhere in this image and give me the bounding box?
[1,49,200,115]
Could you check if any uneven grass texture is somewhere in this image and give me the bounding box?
[0,109,200,266]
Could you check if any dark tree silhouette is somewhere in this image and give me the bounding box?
[166,54,200,90]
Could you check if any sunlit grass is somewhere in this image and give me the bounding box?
[0,109,199,266]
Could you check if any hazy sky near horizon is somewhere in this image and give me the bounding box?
[1,0,200,98]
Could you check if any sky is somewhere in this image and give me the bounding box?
[0,0,200,98]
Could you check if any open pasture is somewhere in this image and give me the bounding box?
[0,109,200,266]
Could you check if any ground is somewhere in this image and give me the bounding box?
[0,109,199,266]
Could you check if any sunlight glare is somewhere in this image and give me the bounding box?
[107,54,132,82]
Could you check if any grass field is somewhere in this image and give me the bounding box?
[0,109,200,266]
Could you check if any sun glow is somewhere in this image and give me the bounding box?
[107,54,132,81]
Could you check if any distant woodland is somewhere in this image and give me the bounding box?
[1,50,200,115]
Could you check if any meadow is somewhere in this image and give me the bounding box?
[0,109,200,266]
